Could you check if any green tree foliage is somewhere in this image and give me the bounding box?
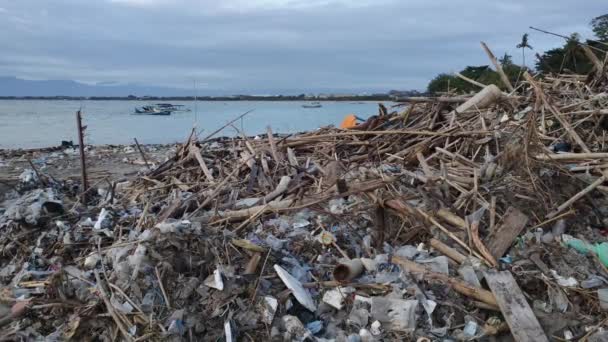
[428,14,608,93]
[427,56,525,94]
[536,14,608,74]
[427,74,456,94]
[535,33,600,74]
[591,14,608,42]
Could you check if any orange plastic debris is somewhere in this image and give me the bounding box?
[340,114,358,129]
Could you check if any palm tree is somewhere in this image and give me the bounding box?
[516,33,533,68]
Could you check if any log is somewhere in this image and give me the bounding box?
[450,84,503,116]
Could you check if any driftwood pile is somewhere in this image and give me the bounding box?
[1,44,608,341]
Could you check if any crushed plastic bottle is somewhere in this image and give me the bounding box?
[563,235,608,267]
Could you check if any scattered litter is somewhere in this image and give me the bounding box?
[1,48,608,340]
[274,265,316,312]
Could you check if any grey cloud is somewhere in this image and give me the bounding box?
[0,0,604,93]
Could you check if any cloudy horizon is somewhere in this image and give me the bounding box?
[0,0,605,93]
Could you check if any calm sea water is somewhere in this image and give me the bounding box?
[0,100,389,148]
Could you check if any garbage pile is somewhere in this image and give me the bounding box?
[2,54,608,340]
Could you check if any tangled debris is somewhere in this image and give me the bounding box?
[1,45,608,341]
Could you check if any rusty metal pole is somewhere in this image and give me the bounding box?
[76,110,88,202]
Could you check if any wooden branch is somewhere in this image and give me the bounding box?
[547,175,606,219]
[266,126,282,163]
[259,176,291,204]
[430,238,467,264]
[535,152,608,160]
[581,45,604,78]
[480,41,514,92]
[391,256,498,308]
[470,219,498,267]
[455,72,486,88]
[436,208,467,230]
[525,72,591,153]
[94,271,133,341]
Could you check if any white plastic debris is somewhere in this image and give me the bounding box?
[550,270,579,287]
[417,256,449,275]
[458,265,481,288]
[359,328,373,342]
[371,298,418,332]
[354,295,373,305]
[224,320,233,342]
[370,321,382,335]
[360,258,377,272]
[204,268,224,291]
[84,254,100,269]
[19,169,38,184]
[260,296,278,324]
[282,315,311,339]
[274,265,316,312]
[94,208,111,230]
[322,287,354,310]
[463,321,478,337]
[155,220,191,234]
[5,188,62,225]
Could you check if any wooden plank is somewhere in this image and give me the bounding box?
[190,145,215,182]
[484,270,548,342]
[484,206,528,260]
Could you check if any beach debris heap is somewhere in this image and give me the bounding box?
[1,43,608,341]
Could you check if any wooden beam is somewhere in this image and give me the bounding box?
[484,270,548,342]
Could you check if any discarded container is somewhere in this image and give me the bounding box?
[333,259,364,282]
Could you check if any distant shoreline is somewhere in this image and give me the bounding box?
[0,95,402,101]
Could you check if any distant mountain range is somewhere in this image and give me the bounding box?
[0,76,422,98]
[0,76,195,97]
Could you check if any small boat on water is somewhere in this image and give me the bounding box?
[155,103,191,112]
[134,103,191,115]
[134,105,172,115]
[302,102,322,108]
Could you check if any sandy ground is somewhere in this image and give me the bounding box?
[0,144,177,195]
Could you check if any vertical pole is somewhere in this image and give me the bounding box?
[194,79,198,125]
[76,110,88,202]
[133,138,151,170]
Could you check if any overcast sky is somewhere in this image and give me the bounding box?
[0,0,605,93]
